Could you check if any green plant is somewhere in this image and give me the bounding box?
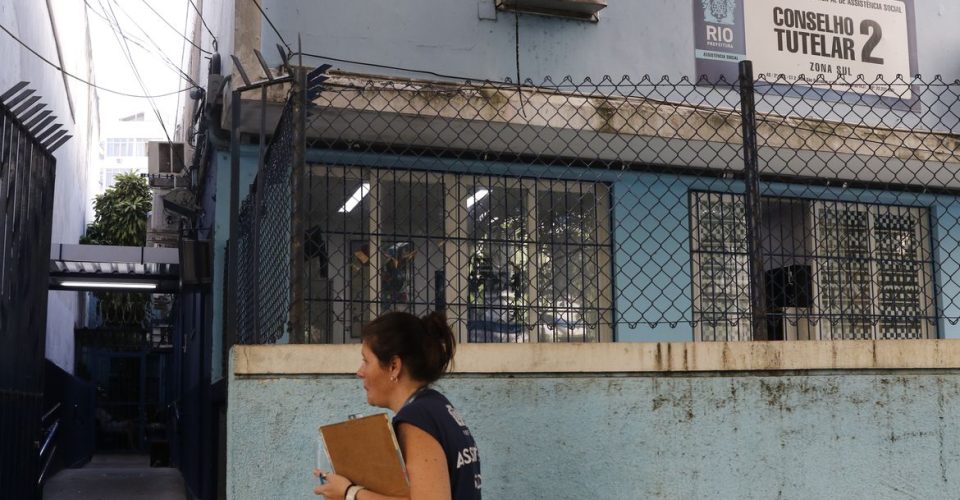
[81,171,153,326]
[81,171,152,246]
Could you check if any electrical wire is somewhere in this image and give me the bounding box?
[293,51,490,83]
[513,9,526,117]
[139,0,212,55]
[102,0,175,146]
[84,0,200,89]
[173,0,192,140]
[186,0,217,51]
[106,0,201,88]
[0,21,193,99]
[250,0,290,53]
[102,0,191,176]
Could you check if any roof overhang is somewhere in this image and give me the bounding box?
[228,73,960,190]
[49,244,180,293]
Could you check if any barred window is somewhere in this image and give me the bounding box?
[691,192,935,341]
[103,138,149,157]
[304,166,613,343]
[813,202,935,340]
[690,192,752,341]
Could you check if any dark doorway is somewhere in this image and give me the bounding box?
[77,345,171,456]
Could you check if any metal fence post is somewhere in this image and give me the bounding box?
[252,86,267,343]
[288,66,307,344]
[738,60,768,341]
[227,90,241,350]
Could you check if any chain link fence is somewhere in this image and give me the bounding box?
[235,97,295,345]
[232,64,960,345]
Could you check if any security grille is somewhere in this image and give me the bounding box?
[0,83,68,498]
[691,192,934,341]
[690,192,752,342]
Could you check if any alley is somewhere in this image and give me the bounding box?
[43,455,187,500]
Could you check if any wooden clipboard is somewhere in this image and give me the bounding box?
[319,413,410,497]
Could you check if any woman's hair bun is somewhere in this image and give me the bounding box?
[361,310,456,383]
[420,311,455,379]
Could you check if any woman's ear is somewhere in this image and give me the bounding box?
[390,356,403,379]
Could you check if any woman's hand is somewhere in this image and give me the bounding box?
[313,468,352,499]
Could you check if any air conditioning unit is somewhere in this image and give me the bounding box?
[496,0,606,22]
[148,141,185,175]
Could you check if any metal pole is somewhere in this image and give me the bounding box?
[738,60,768,341]
[252,86,266,343]
[288,66,307,344]
[227,90,240,350]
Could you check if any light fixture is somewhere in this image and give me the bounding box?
[60,281,157,290]
[466,188,489,208]
[337,183,371,213]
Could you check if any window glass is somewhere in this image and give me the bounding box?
[466,179,527,342]
[104,138,150,158]
[535,187,606,342]
[380,175,446,313]
[303,171,371,343]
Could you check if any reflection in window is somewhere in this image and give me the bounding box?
[379,177,446,314]
[535,188,606,342]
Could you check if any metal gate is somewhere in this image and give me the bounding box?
[0,82,70,498]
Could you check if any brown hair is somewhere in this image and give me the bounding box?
[360,311,456,384]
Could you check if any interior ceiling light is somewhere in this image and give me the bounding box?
[60,281,157,290]
[466,188,490,208]
[337,183,371,213]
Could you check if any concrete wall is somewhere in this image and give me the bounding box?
[228,341,960,499]
[1,0,97,372]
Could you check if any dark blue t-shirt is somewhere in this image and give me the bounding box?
[393,389,481,499]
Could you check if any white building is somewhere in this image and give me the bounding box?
[88,107,168,222]
[1,0,99,372]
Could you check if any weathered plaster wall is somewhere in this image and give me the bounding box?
[229,342,960,499]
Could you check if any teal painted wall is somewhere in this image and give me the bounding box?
[211,150,260,381]
[228,368,960,499]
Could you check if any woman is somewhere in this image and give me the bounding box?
[314,311,481,500]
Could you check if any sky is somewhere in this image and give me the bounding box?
[85,0,194,138]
